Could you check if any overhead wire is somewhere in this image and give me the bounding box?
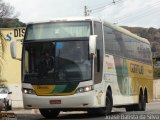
[117,2,160,24]
[89,0,123,14]
[119,9,160,24]
[91,1,114,11]
[86,0,160,26]
[114,0,160,23]
[125,10,160,24]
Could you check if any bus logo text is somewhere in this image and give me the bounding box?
[130,63,144,74]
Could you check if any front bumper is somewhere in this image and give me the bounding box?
[23,91,96,109]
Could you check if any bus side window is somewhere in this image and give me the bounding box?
[104,26,123,56]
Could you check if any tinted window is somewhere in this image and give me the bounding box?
[25,22,91,40]
[104,25,152,64]
[23,40,92,84]
[122,34,152,64]
[104,26,124,56]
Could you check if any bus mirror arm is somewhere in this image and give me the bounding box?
[15,58,21,61]
[89,35,97,56]
[10,41,21,61]
[97,49,100,72]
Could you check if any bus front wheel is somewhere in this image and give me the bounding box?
[105,91,113,115]
[39,109,60,118]
[87,91,113,116]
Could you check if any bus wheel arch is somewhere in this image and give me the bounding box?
[87,86,113,115]
[106,86,112,95]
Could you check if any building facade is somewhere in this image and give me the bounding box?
[0,28,25,108]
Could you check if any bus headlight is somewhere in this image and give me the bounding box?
[76,85,93,93]
[22,88,35,95]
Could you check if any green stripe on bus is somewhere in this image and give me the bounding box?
[51,83,79,93]
[52,85,67,93]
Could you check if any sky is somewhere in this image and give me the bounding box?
[4,0,160,28]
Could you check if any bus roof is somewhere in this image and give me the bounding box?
[27,16,150,44]
[103,21,150,44]
[27,16,96,24]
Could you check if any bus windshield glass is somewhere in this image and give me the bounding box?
[25,21,91,40]
[23,40,91,84]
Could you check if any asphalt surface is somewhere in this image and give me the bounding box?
[2,101,160,120]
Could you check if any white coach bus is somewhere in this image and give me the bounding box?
[10,17,153,118]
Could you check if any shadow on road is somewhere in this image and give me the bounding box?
[59,112,124,119]
[16,112,125,120]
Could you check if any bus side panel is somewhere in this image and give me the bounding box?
[103,54,153,106]
[127,60,153,103]
[103,54,135,105]
[113,56,139,105]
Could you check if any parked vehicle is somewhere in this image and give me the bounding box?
[0,100,3,112]
[0,86,12,111]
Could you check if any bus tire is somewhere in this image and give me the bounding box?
[134,91,146,111]
[39,109,60,118]
[87,91,113,116]
[105,91,113,115]
[87,109,103,116]
[125,105,134,111]
[142,92,147,111]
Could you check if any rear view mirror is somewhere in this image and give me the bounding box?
[10,41,17,59]
[89,35,97,55]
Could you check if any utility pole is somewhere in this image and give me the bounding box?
[84,6,91,16]
[84,0,116,16]
[84,6,88,16]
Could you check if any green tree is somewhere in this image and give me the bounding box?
[0,0,26,28]
[153,59,160,79]
[0,18,26,28]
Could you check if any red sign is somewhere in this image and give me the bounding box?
[50,100,61,104]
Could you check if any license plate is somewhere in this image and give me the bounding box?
[50,100,61,104]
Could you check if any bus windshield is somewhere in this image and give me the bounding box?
[25,21,91,40]
[23,40,92,84]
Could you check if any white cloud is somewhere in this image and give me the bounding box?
[4,0,160,28]
[5,0,85,22]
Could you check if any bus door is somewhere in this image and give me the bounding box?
[93,22,104,84]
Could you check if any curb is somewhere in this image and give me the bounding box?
[152,99,160,102]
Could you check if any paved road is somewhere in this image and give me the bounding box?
[4,102,160,120]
